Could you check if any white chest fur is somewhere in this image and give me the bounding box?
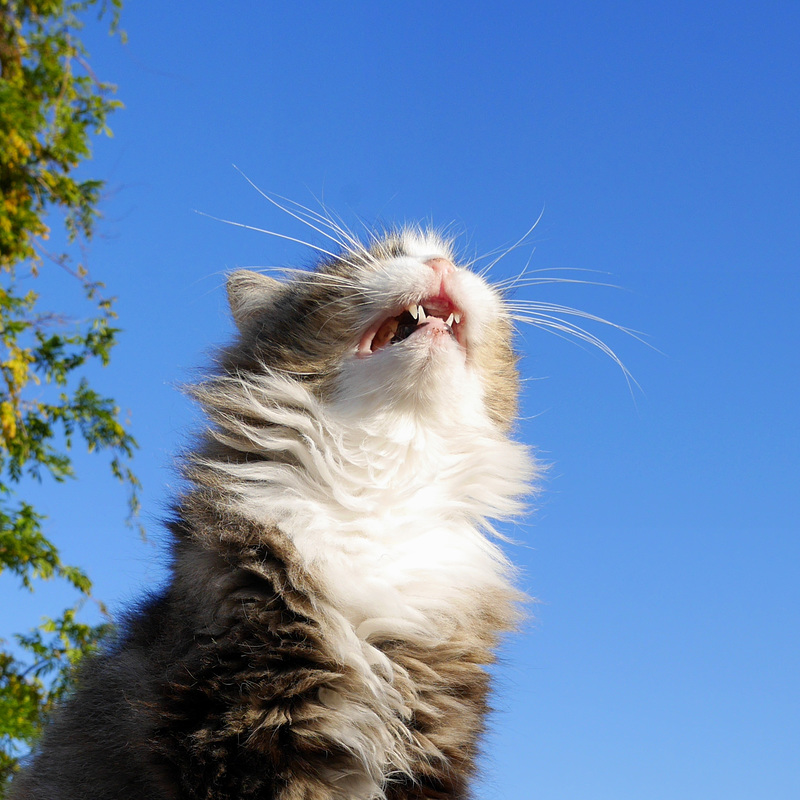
[204,371,532,641]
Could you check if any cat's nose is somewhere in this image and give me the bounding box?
[425,257,456,276]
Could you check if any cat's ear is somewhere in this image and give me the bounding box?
[227,270,283,331]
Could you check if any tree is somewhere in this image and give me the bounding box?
[0,0,137,791]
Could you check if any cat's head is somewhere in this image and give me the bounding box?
[223,229,519,429]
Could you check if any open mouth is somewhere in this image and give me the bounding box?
[358,298,464,355]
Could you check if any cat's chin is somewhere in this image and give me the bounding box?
[332,336,485,425]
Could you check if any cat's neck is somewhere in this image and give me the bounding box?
[195,369,532,525]
[191,369,532,636]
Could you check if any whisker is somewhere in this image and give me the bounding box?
[508,302,649,348]
[512,311,639,391]
[194,210,343,261]
[295,190,366,254]
[481,246,536,284]
[494,268,619,292]
[474,208,546,277]
[210,173,373,273]
[233,166,358,253]
[309,294,374,322]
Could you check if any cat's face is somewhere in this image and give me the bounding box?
[224,230,519,428]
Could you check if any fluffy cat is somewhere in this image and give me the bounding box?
[11,226,539,800]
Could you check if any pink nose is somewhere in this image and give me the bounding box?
[425,257,455,275]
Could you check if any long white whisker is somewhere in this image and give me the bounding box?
[476,207,546,277]
[482,245,536,283]
[509,302,651,348]
[194,210,343,260]
[495,269,620,293]
[233,166,358,253]
[512,312,639,391]
[501,277,621,292]
[309,294,375,322]
[253,270,370,292]
[297,190,366,253]
[508,301,631,328]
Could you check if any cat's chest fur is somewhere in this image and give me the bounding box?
[206,369,531,642]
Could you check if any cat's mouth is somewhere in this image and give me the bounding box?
[358,298,464,356]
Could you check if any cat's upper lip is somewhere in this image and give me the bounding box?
[357,294,465,356]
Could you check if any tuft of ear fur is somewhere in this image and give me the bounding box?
[227,270,283,331]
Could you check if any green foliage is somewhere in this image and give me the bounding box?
[0,608,112,784]
[0,0,136,792]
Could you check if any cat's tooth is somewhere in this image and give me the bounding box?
[445,313,455,327]
[418,306,427,321]
[407,304,419,320]
[453,312,462,324]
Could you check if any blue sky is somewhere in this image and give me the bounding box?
[2,2,799,798]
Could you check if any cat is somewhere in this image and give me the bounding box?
[12,224,542,799]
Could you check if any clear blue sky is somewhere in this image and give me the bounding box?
[2,2,799,798]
